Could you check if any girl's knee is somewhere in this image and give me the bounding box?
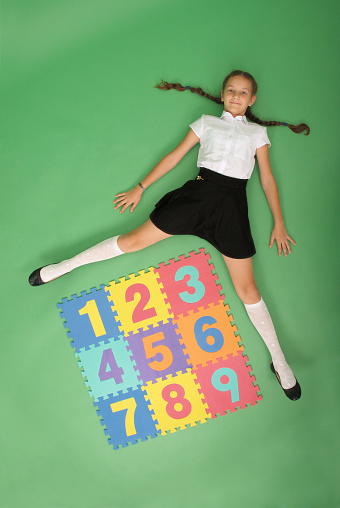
[117,233,140,253]
[235,284,261,305]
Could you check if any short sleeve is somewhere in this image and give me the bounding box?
[255,127,271,149]
[189,115,204,138]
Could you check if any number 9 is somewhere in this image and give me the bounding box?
[211,367,240,403]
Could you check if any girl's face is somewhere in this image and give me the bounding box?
[221,76,256,117]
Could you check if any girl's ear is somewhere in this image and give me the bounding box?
[221,90,224,102]
[249,95,256,107]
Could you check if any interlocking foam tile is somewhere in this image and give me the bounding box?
[173,300,243,368]
[105,268,172,335]
[142,369,210,435]
[94,387,161,449]
[193,351,262,417]
[154,248,224,318]
[76,337,142,401]
[126,320,191,384]
[57,286,122,352]
[57,249,261,450]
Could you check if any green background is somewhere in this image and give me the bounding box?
[1,0,339,507]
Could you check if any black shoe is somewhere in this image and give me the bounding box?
[29,266,47,286]
[29,266,65,286]
[270,362,301,401]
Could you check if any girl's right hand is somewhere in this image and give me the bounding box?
[113,185,144,213]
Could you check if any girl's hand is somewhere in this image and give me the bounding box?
[269,223,296,257]
[113,186,144,213]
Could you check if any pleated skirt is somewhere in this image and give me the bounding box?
[149,167,256,259]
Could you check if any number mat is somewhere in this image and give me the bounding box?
[57,248,262,450]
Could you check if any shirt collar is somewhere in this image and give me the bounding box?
[221,111,248,124]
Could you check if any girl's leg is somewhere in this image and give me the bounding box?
[223,255,297,391]
[38,220,171,283]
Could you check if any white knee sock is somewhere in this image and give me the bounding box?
[244,298,296,389]
[40,235,125,282]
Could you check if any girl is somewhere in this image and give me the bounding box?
[29,70,310,401]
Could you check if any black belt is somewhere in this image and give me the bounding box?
[196,167,248,189]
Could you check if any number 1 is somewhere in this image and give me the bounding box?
[78,300,106,337]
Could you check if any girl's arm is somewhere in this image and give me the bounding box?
[256,144,296,256]
[113,129,200,213]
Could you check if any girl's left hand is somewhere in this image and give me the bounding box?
[269,223,296,257]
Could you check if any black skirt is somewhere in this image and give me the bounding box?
[149,167,256,259]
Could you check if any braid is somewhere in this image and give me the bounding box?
[155,80,222,105]
[155,74,310,135]
[246,107,310,136]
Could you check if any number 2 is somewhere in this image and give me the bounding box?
[125,283,157,323]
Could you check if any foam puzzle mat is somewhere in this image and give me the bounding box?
[57,249,262,450]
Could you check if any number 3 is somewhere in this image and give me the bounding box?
[175,265,205,303]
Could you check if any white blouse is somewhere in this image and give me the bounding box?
[189,111,271,179]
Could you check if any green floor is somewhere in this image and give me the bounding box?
[1,1,339,507]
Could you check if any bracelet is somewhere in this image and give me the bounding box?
[138,182,146,191]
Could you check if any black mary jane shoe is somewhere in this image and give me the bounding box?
[29,266,67,286]
[29,266,48,286]
[270,362,301,401]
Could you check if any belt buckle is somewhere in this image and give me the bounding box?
[196,175,204,181]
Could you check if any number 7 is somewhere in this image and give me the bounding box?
[110,398,137,436]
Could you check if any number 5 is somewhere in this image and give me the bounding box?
[142,332,173,371]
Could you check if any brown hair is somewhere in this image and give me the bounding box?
[155,70,310,135]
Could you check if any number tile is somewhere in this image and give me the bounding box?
[173,301,243,368]
[94,387,161,450]
[76,337,142,401]
[154,248,224,318]
[141,369,211,435]
[105,268,172,334]
[193,352,262,417]
[125,320,191,384]
[57,286,122,352]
